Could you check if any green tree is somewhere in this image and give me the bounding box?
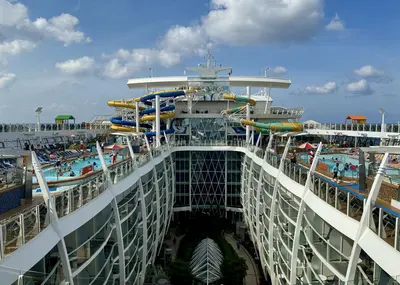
[221,257,248,285]
[167,259,193,285]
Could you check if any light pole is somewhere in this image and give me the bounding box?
[379,108,385,146]
[35,107,43,131]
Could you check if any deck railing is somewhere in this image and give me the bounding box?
[303,123,400,133]
[0,123,110,133]
[1,139,399,265]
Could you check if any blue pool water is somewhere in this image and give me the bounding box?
[33,154,123,182]
[300,153,400,180]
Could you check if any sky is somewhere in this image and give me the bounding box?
[0,0,399,124]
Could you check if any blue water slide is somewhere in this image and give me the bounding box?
[140,90,185,104]
[140,105,175,116]
[110,117,152,129]
[145,119,176,137]
[145,128,175,137]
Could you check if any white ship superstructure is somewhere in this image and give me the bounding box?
[0,54,400,285]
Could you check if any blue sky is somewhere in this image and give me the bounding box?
[0,0,399,124]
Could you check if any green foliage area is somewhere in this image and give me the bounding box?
[166,259,194,285]
[167,213,248,285]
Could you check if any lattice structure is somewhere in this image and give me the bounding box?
[190,238,223,284]
[191,151,225,207]
[190,118,226,141]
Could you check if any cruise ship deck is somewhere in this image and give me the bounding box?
[0,55,400,285]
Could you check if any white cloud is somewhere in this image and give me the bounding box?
[273,66,287,74]
[354,65,383,77]
[304,82,339,94]
[102,0,324,79]
[0,39,36,65]
[0,0,90,46]
[0,73,16,89]
[203,0,324,45]
[326,14,345,31]
[346,79,374,95]
[353,65,392,83]
[102,49,182,79]
[55,56,96,75]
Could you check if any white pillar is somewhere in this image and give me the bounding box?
[155,95,161,147]
[125,137,148,285]
[246,86,251,143]
[268,137,291,280]
[345,153,389,285]
[163,134,176,230]
[36,112,41,132]
[96,142,126,285]
[188,95,193,114]
[381,111,385,146]
[135,102,140,133]
[255,134,274,275]
[31,152,74,285]
[289,142,323,285]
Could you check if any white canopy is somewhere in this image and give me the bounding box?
[190,238,223,284]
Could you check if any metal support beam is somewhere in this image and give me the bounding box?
[268,137,291,282]
[155,95,161,148]
[31,152,74,285]
[135,101,140,133]
[246,86,251,143]
[289,142,323,285]
[345,153,389,285]
[96,142,126,285]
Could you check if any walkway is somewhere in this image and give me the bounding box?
[224,233,261,285]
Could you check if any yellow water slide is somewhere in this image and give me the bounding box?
[223,94,256,114]
[241,120,303,132]
[107,100,146,110]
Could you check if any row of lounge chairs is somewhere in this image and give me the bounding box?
[35,149,83,164]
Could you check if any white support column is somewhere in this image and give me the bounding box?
[225,151,228,219]
[255,135,273,274]
[96,142,126,285]
[268,137,291,279]
[189,149,192,211]
[138,178,148,285]
[163,134,176,231]
[188,94,193,114]
[155,95,161,148]
[31,152,74,285]
[151,154,161,262]
[135,102,140,133]
[246,86,251,143]
[158,141,171,255]
[345,153,389,285]
[126,136,148,284]
[245,144,256,229]
[380,110,386,146]
[244,131,260,238]
[289,142,323,285]
[144,135,152,159]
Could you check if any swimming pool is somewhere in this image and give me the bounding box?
[33,154,123,182]
[300,153,400,181]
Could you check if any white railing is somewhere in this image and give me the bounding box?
[303,123,400,133]
[0,123,110,133]
[0,143,165,261]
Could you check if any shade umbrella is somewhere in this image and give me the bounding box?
[104,144,123,150]
[66,134,76,137]
[49,154,56,159]
[297,142,315,150]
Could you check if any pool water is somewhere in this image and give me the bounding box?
[300,153,400,180]
[33,154,123,182]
